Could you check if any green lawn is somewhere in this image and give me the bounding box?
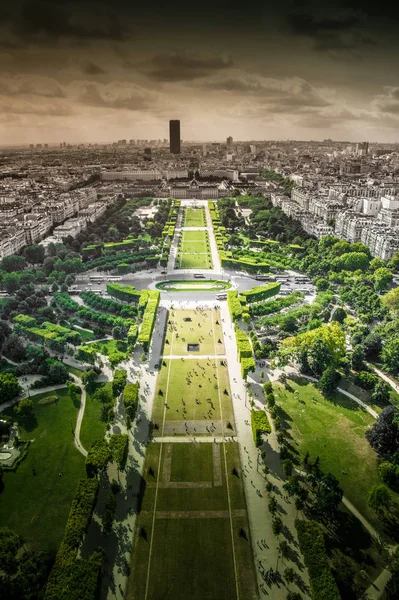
[94,339,128,356]
[163,308,225,356]
[156,280,231,292]
[176,230,212,269]
[126,442,257,600]
[80,382,114,450]
[72,325,96,341]
[273,378,387,527]
[153,359,234,429]
[182,207,206,227]
[65,364,86,378]
[0,389,85,552]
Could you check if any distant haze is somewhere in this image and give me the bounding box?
[1,0,399,144]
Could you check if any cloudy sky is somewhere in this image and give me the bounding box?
[1,0,399,144]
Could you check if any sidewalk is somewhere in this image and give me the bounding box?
[219,302,310,598]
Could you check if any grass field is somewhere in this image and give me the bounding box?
[80,382,114,449]
[273,378,387,526]
[163,308,225,356]
[176,230,213,269]
[152,358,235,435]
[94,339,128,356]
[0,389,85,552]
[65,364,87,378]
[182,206,206,227]
[126,442,257,600]
[72,325,96,341]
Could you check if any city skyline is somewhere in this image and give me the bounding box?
[1,0,399,144]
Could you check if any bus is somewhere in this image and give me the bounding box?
[216,292,227,300]
[194,274,205,279]
[255,274,270,281]
[89,275,104,281]
[107,276,122,281]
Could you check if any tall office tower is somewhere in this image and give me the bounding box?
[169,120,181,154]
[226,136,233,147]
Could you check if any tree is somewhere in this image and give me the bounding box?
[0,373,22,405]
[1,255,26,273]
[15,397,33,417]
[3,272,20,294]
[272,515,283,536]
[318,366,339,395]
[372,380,391,405]
[351,344,365,371]
[331,307,346,324]
[367,484,391,515]
[382,336,399,374]
[311,472,343,518]
[374,267,393,292]
[283,458,294,477]
[26,344,45,363]
[0,527,23,574]
[24,244,45,265]
[3,333,26,362]
[366,405,399,457]
[286,593,302,600]
[47,361,69,384]
[382,287,399,313]
[112,326,122,340]
[81,369,98,392]
[268,496,278,515]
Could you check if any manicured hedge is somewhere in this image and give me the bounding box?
[227,290,243,321]
[109,433,128,470]
[137,291,160,351]
[251,409,271,446]
[106,282,141,304]
[127,323,138,345]
[80,291,137,318]
[44,551,103,600]
[75,345,97,364]
[250,291,303,316]
[112,369,127,397]
[63,479,99,549]
[241,356,256,379]
[242,282,281,303]
[85,440,111,478]
[13,314,37,327]
[220,255,270,273]
[295,519,341,600]
[124,382,139,420]
[235,328,253,360]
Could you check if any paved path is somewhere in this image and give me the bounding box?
[219,302,310,598]
[69,373,88,457]
[368,363,399,395]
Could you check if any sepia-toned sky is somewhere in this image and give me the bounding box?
[1,0,399,144]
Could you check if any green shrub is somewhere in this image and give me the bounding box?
[295,519,341,600]
[241,356,256,379]
[251,409,271,446]
[124,382,139,420]
[227,290,243,321]
[109,434,128,470]
[63,479,99,549]
[137,291,160,351]
[38,395,58,405]
[85,440,111,478]
[106,282,141,304]
[112,369,127,397]
[242,282,281,304]
[235,328,253,360]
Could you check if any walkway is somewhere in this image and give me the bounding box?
[219,302,310,598]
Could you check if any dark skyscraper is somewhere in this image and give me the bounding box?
[169,120,180,154]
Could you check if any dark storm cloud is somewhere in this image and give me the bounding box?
[140,53,233,82]
[76,82,164,112]
[83,63,107,76]
[372,88,399,115]
[1,1,129,46]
